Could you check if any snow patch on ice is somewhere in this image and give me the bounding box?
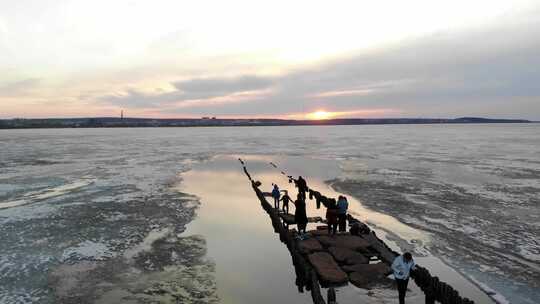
[124,228,171,260]
[469,276,510,304]
[62,240,114,262]
[422,216,481,234]
[0,179,94,210]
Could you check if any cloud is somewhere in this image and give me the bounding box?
[0,78,41,97]
[224,20,540,118]
[99,16,540,119]
[173,75,273,95]
[100,75,274,109]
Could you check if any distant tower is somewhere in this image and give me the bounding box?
[121,110,124,120]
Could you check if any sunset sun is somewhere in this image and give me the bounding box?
[308,110,333,120]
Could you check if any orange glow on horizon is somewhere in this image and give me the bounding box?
[284,108,398,120]
[0,105,398,120]
[307,110,333,120]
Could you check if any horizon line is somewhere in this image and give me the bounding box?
[0,116,535,121]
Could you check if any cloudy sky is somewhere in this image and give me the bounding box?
[1,0,539,119]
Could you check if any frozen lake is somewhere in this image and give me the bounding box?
[0,124,539,303]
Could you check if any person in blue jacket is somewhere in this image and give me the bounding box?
[336,195,349,232]
[392,252,416,304]
[271,184,281,209]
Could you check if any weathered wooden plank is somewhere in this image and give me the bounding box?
[308,252,349,286]
[315,235,371,251]
[327,247,369,265]
[298,238,324,254]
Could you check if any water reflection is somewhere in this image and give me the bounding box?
[180,157,314,304]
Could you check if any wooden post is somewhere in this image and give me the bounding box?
[327,287,336,304]
[425,286,436,304]
[310,270,327,304]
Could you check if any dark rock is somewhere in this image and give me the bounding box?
[347,263,394,289]
[308,252,348,285]
[328,247,369,265]
[307,216,323,223]
[298,238,323,254]
[361,233,398,263]
[342,262,392,276]
[348,272,370,287]
[350,222,371,235]
[315,235,370,251]
[349,271,394,289]
[308,229,332,236]
[280,213,296,224]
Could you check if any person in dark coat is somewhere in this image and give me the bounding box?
[315,192,321,209]
[326,199,338,235]
[280,190,291,214]
[296,176,308,195]
[294,193,308,234]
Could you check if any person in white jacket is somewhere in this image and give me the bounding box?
[392,252,416,304]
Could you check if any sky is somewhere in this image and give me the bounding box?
[0,0,539,120]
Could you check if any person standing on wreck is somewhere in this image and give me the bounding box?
[294,193,308,234]
[326,199,338,235]
[392,252,416,304]
[296,176,308,195]
[337,195,349,232]
[272,184,281,209]
[280,190,291,214]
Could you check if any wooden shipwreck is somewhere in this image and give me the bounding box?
[239,158,476,304]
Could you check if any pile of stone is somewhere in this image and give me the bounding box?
[297,229,392,288]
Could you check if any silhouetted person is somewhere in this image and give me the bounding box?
[315,192,321,209]
[320,196,329,209]
[337,195,349,232]
[392,252,416,304]
[296,176,308,195]
[294,193,308,234]
[272,184,281,209]
[280,190,291,214]
[297,189,306,202]
[326,199,338,235]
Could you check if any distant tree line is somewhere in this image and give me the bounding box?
[0,117,531,129]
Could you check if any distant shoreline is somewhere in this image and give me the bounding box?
[0,117,533,129]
